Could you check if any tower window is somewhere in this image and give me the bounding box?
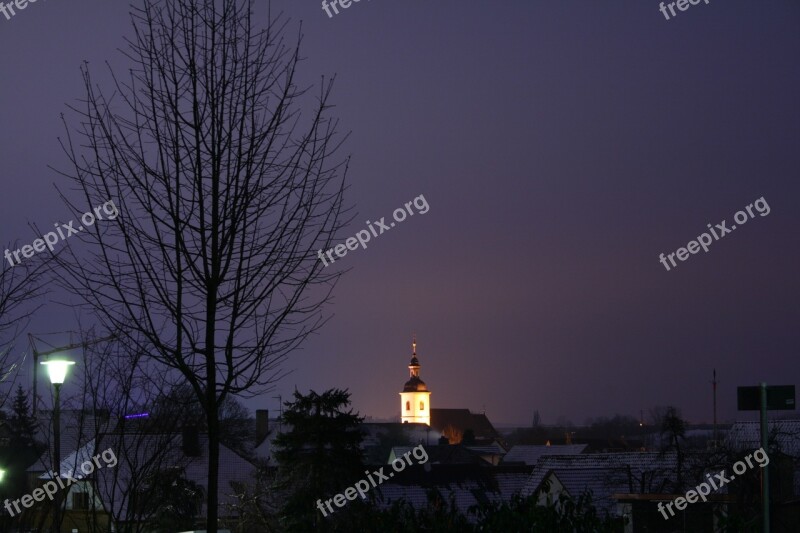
[406,401,410,411]
[420,402,425,411]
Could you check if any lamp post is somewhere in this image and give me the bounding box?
[41,359,74,533]
[0,467,4,519]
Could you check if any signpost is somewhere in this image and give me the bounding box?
[737,385,795,411]
[737,383,796,533]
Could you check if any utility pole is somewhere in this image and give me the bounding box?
[737,382,794,533]
[760,383,770,533]
[712,369,718,446]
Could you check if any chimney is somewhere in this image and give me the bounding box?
[182,426,201,457]
[256,409,269,446]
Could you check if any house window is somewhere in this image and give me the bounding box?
[420,402,424,411]
[72,492,90,510]
[405,401,410,411]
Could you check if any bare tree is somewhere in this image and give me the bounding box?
[657,406,687,491]
[51,0,349,530]
[73,334,178,533]
[0,242,44,409]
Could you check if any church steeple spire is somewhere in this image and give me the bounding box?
[409,335,420,378]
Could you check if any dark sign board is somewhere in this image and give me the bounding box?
[737,385,796,411]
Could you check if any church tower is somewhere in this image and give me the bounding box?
[400,336,431,425]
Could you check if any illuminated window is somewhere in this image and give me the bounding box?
[406,401,410,411]
[420,402,425,411]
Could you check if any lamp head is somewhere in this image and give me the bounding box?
[40,359,76,385]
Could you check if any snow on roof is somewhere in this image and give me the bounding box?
[727,420,800,455]
[502,444,588,465]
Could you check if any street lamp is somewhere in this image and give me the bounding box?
[41,360,74,386]
[41,359,74,532]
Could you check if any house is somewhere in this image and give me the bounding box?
[372,462,531,521]
[521,452,731,532]
[726,419,800,456]
[463,440,508,465]
[430,408,499,443]
[361,422,439,463]
[24,413,258,532]
[388,443,489,466]
[726,420,800,528]
[92,429,257,530]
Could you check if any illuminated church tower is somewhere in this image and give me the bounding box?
[400,337,431,425]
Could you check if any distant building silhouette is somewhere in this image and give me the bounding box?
[430,408,499,443]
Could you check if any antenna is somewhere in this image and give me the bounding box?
[712,369,718,445]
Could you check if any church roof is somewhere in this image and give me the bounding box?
[430,408,498,439]
[403,376,429,392]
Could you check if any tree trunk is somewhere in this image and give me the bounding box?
[206,397,220,533]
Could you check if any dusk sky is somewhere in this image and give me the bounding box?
[1,1,798,427]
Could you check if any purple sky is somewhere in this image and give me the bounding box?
[1,1,799,426]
